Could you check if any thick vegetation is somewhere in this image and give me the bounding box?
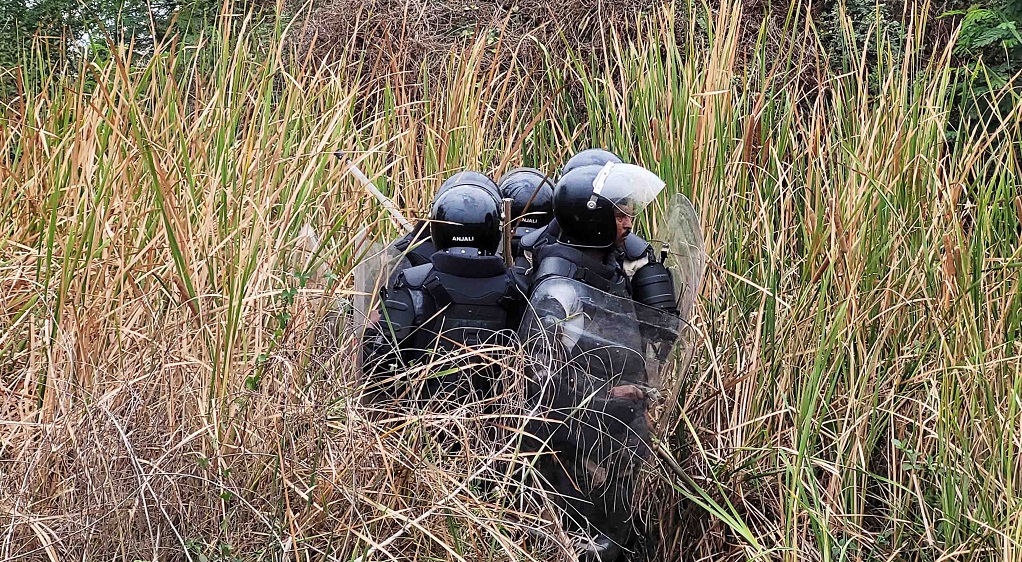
[1,0,1020,560]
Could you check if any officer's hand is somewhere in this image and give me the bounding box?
[369,309,381,324]
[608,384,658,433]
[608,384,645,401]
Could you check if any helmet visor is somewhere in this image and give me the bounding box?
[588,162,666,217]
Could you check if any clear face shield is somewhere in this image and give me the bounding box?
[587,162,667,219]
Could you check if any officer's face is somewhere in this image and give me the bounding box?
[614,207,633,247]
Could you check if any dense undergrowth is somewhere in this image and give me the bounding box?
[1,0,1021,560]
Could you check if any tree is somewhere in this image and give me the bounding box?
[0,0,222,67]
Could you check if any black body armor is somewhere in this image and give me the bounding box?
[519,218,560,254]
[530,242,630,299]
[616,233,678,315]
[618,232,653,262]
[391,220,436,268]
[518,219,567,284]
[523,223,678,315]
[363,250,523,401]
[404,252,516,351]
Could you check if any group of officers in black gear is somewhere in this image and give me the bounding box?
[360,148,682,562]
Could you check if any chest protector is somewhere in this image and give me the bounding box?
[403,252,516,352]
[530,242,630,299]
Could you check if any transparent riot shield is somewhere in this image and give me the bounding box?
[659,193,705,323]
[517,277,683,549]
[345,227,414,338]
[519,277,682,395]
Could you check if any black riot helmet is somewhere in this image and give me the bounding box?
[430,185,502,254]
[559,148,623,177]
[497,167,554,236]
[553,162,666,249]
[437,171,501,207]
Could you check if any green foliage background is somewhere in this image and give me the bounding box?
[0,0,275,97]
[3,0,1016,124]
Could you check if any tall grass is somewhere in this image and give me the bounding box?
[1,0,1020,560]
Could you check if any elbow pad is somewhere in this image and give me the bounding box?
[377,289,419,342]
[361,288,421,395]
[631,261,678,314]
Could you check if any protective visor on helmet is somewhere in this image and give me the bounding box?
[586,162,666,218]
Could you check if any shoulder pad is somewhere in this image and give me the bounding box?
[622,233,654,261]
[391,220,427,250]
[520,219,560,251]
[391,233,410,252]
[404,240,436,267]
[397,264,434,289]
[377,287,419,340]
[519,224,549,251]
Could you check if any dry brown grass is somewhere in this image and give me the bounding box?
[0,18,568,559]
[288,0,687,97]
[3,1,1022,561]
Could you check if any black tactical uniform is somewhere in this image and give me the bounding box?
[520,221,671,300]
[363,182,524,403]
[520,152,678,313]
[496,167,554,277]
[521,162,678,562]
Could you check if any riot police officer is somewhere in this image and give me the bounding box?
[519,150,671,307]
[389,171,502,270]
[528,161,677,312]
[362,181,524,403]
[518,149,620,267]
[521,161,679,561]
[496,167,554,276]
